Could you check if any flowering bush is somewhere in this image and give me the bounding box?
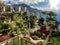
[37,30,49,35]
[0,36,10,42]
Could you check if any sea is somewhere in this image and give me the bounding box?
[57,10,60,28]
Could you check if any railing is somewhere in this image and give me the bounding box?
[0,35,36,45]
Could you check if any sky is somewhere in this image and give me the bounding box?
[1,0,60,10]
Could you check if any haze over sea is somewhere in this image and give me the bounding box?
[57,11,60,22]
[57,10,60,28]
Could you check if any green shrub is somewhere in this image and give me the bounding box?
[34,31,42,37]
[37,41,43,45]
[41,34,46,39]
[40,25,46,30]
[1,23,9,29]
[32,35,39,40]
[48,20,56,26]
[0,16,5,21]
[47,37,60,45]
[51,31,60,37]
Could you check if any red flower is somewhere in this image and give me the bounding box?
[0,36,10,42]
[37,29,50,35]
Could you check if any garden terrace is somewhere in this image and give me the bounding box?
[0,35,36,45]
[0,1,60,45]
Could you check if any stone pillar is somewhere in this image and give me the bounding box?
[24,7,27,12]
[11,6,14,12]
[18,6,21,12]
[3,6,5,12]
[11,6,12,12]
[13,7,14,12]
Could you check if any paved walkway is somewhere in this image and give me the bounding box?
[24,35,45,44]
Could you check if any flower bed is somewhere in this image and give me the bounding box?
[37,29,50,35]
[0,35,10,42]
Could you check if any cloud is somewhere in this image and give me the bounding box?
[49,0,60,10]
[18,0,46,4]
[31,6,50,10]
[1,0,7,1]
[1,0,46,4]
[1,0,60,10]
[1,0,50,10]
[58,1,60,9]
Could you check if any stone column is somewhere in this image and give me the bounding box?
[11,6,12,12]
[12,7,14,12]
[11,6,14,12]
[24,7,27,12]
[3,6,5,12]
[18,6,21,12]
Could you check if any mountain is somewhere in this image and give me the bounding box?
[5,1,41,14]
[4,1,42,15]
